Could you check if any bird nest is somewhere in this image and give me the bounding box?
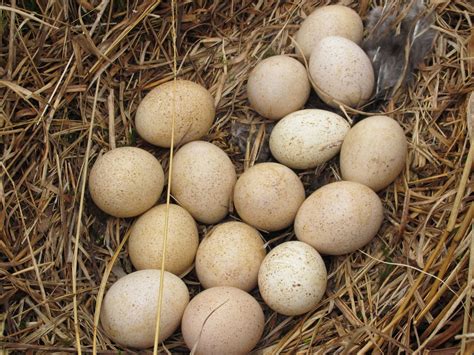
[1,0,473,353]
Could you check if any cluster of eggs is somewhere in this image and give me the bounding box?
[89,5,408,353]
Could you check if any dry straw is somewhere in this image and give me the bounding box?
[1,0,473,354]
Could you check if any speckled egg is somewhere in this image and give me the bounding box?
[135,80,215,147]
[88,147,164,218]
[195,221,266,291]
[295,5,363,59]
[309,36,374,108]
[233,163,305,231]
[181,286,264,355]
[247,55,310,120]
[340,115,408,191]
[269,109,350,169]
[295,181,384,255]
[128,204,199,276]
[171,141,237,224]
[101,269,189,349]
[258,241,327,316]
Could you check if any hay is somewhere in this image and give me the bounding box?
[1,0,473,353]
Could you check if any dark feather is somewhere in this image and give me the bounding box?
[363,0,437,99]
[230,120,274,163]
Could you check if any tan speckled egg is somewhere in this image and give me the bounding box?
[340,115,408,191]
[309,36,374,108]
[233,163,305,231]
[88,147,164,218]
[247,55,310,120]
[195,221,266,291]
[269,109,350,169]
[181,286,264,355]
[135,80,215,148]
[258,241,327,316]
[171,141,237,224]
[100,270,189,349]
[295,5,363,59]
[128,204,199,276]
[295,181,384,255]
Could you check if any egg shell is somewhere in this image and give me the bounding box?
[171,141,237,224]
[340,115,408,191]
[309,36,374,108]
[88,147,164,218]
[181,286,264,355]
[295,5,363,59]
[195,221,266,291]
[269,109,350,169]
[135,80,215,148]
[128,204,199,276]
[247,55,310,120]
[233,162,305,231]
[295,181,384,255]
[100,269,189,349]
[258,241,327,316]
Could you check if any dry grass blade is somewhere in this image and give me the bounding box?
[0,4,59,29]
[1,0,472,353]
[72,76,100,355]
[92,229,131,354]
[468,92,474,145]
[461,226,474,354]
[153,0,178,353]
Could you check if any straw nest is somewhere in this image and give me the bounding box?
[1,0,473,353]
